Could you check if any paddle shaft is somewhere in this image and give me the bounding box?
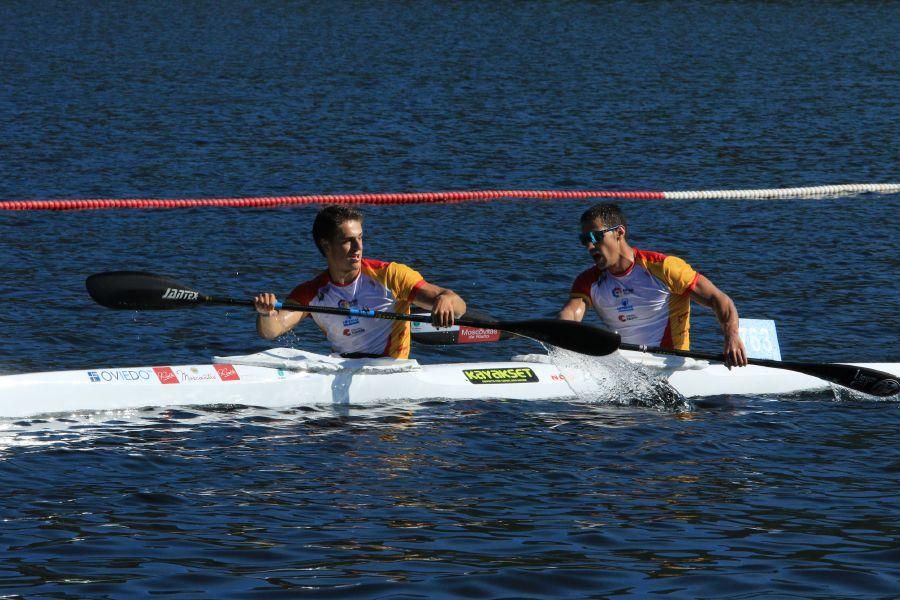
[621,342,899,398]
[204,294,621,356]
[207,294,494,328]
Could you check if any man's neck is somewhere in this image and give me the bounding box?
[329,264,361,285]
[609,244,635,275]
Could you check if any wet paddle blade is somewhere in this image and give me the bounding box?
[86,271,207,309]
[494,318,621,357]
[766,360,899,397]
[619,342,900,398]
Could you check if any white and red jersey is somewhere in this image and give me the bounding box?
[288,259,425,358]
[570,248,700,350]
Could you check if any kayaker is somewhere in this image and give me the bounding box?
[253,205,466,359]
[558,203,748,367]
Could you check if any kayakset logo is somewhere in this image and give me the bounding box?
[463,368,538,384]
[162,288,199,301]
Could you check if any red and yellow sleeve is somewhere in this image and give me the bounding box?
[569,267,598,303]
[659,256,700,295]
[381,262,426,301]
[639,251,699,296]
[360,261,424,359]
[287,271,329,304]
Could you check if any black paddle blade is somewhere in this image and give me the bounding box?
[500,318,621,357]
[778,360,900,397]
[619,342,900,398]
[86,271,205,310]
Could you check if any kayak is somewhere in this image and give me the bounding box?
[1,347,897,419]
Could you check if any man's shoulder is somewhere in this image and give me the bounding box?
[288,270,330,303]
[361,258,407,280]
[632,247,672,264]
[361,258,392,271]
[361,259,423,296]
[361,258,422,278]
[574,264,601,282]
[633,248,694,271]
[632,247,698,291]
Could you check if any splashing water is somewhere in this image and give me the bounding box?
[546,347,692,412]
[827,384,900,403]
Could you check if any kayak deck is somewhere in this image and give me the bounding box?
[0,355,576,419]
[0,348,897,419]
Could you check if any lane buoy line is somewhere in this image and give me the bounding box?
[0,183,897,211]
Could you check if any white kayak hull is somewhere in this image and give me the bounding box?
[0,348,897,419]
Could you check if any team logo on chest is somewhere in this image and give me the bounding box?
[337,298,360,326]
[617,298,634,313]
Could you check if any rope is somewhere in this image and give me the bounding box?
[0,183,897,211]
[663,183,900,200]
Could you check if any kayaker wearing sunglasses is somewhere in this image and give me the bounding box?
[558,203,748,368]
[254,205,466,359]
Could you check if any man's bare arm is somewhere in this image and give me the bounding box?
[690,275,748,367]
[558,297,588,321]
[254,292,307,340]
[412,282,466,327]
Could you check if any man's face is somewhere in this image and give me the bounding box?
[323,220,363,271]
[580,218,623,271]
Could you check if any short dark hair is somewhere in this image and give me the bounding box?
[580,203,627,230]
[312,205,364,256]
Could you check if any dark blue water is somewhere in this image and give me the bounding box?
[1,1,898,597]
